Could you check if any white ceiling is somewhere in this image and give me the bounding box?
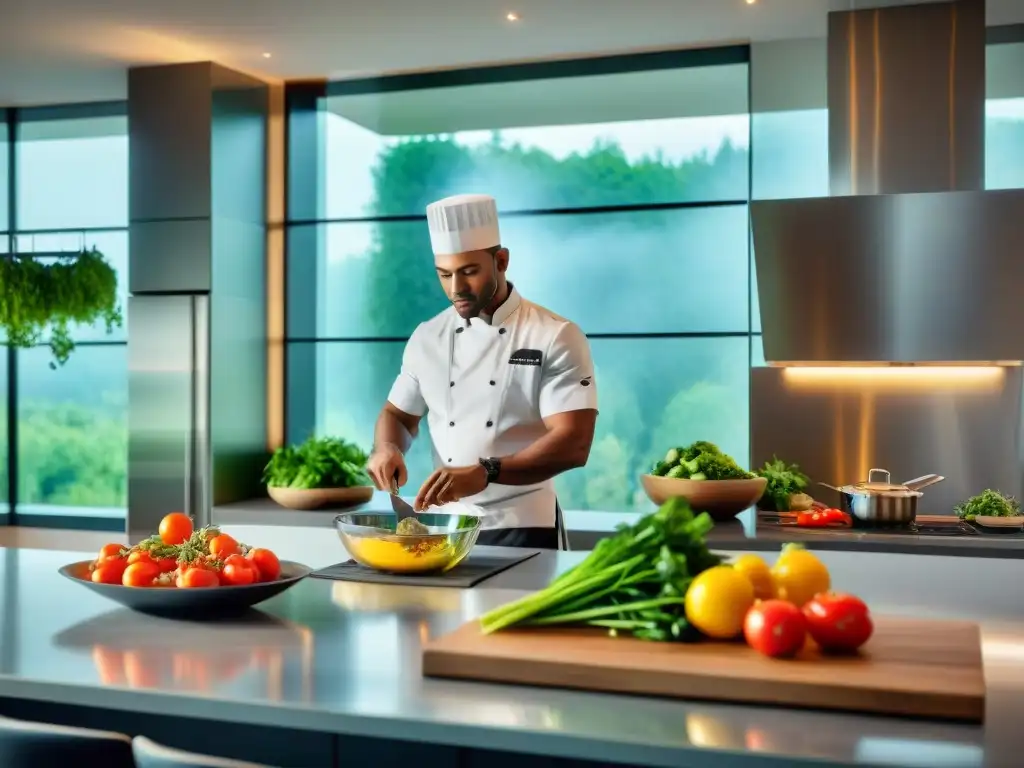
[1,0,1022,107]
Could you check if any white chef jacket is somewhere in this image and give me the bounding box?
[387,287,598,529]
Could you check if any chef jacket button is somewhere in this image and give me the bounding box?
[449,381,454,387]
[449,421,455,427]
[456,327,464,334]
[498,328,507,335]
[489,380,496,386]
[486,420,493,427]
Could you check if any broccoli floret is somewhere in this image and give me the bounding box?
[652,460,670,476]
[663,448,680,466]
[681,441,723,462]
[681,452,753,481]
[666,464,687,479]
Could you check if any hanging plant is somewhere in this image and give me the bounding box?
[0,247,123,368]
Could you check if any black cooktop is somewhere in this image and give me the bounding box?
[757,514,996,537]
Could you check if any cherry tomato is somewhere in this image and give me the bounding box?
[97,543,126,562]
[247,548,281,582]
[127,550,177,572]
[92,559,128,584]
[803,593,874,652]
[122,561,161,588]
[209,534,240,559]
[743,599,808,658]
[159,512,193,546]
[176,566,219,589]
[221,554,256,586]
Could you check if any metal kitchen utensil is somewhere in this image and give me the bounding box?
[819,468,944,528]
[389,475,416,523]
[385,485,541,531]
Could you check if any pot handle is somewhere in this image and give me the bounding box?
[902,474,945,491]
[868,468,891,484]
[818,482,844,493]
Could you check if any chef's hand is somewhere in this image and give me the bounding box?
[414,464,488,511]
[367,442,408,491]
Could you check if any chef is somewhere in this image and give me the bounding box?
[366,193,598,550]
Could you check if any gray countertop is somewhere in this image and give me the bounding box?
[215,495,1024,558]
[2,529,1024,767]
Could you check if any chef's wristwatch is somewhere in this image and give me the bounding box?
[479,457,501,485]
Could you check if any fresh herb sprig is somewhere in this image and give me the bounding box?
[136,524,223,565]
[263,436,371,490]
[480,498,721,642]
[955,489,1021,521]
[755,457,811,511]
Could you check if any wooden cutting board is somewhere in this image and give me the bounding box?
[423,615,985,722]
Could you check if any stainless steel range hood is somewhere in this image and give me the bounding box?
[751,0,1024,365]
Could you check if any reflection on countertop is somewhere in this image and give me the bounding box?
[1,543,1023,766]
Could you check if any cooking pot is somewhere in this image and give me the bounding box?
[820,469,945,527]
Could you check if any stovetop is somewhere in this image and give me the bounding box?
[757,514,997,537]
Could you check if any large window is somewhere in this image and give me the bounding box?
[1,104,128,528]
[286,51,753,512]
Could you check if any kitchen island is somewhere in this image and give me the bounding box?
[216,495,1024,558]
[0,528,1022,767]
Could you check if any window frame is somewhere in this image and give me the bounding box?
[284,45,757,514]
[1,102,128,532]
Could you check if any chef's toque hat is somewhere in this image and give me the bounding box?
[426,194,501,255]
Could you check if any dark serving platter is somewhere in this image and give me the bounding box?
[58,560,311,619]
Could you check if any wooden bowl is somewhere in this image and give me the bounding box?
[267,485,374,511]
[641,475,767,521]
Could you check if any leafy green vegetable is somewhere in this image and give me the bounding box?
[650,440,752,480]
[955,489,1021,522]
[480,498,721,642]
[755,457,811,511]
[263,436,371,490]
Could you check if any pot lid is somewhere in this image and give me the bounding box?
[844,469,917,495]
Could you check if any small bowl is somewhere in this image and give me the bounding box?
[973,515,1024,529]
[334,512,481,574]
[641,475,768,521]
[268,485,373,511]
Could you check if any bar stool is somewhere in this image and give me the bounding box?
[133,735,278,768]
[0,715,134,767]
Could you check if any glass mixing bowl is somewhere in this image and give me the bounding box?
[334,512,482,574]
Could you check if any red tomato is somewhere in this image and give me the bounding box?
[122,561,161,588]
[743,599,807,658]
[92,559,128,584]
[247,548,281,582]
[803,593,874,652]
[220,554,256,586]
[97,543,126,562]
[176,566,219,589]
[159,512,194,546]
[209,534,240,559]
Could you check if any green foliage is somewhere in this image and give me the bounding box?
[263,435,371,489]
[955,489,1021,522]
[16,399,127,507]
[0,249,123,368]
